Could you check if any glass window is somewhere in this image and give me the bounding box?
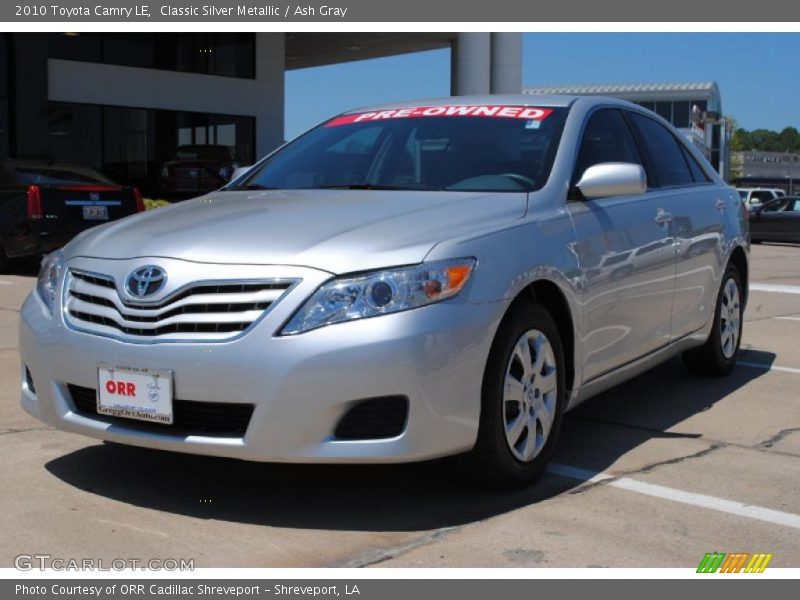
[0,35,7,158]
[102,34,155,69]
[690,100,707,122]
[629,112,694,188]
[47,103,103,169]
[681,145,710,183]
[47,33,102,62]
[103,106,154,189]
[672,101,691,128]
[239,109,569,192]
[751,191,775,204]
[13,166,110,185]
[574,109,642,183]
[47,33,254,79]
[655,101,672,122]
[155,34,255,78]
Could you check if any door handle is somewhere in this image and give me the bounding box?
[715,198,727,211]
[654,208,673,224]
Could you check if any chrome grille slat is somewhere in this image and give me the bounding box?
[69,300,267,328]
[68,281,285,316]
[65,269,295,342]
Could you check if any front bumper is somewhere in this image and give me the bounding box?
[20,257,507,463]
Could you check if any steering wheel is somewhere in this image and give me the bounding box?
[498,173,537,189]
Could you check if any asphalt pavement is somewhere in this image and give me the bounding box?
[0,244,798,568]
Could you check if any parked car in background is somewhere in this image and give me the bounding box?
[20,96,748,488]
[737,187,785,211]
[0,159,144,269]
[159,144,240,198]
[749,196,800,243]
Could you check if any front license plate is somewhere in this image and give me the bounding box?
[82,205,109,220]
[97,366,173,425]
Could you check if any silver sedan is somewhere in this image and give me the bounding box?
[20,95,748,488]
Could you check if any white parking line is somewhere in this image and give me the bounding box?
[0,280,16,286]
[775,316,800,322]
[548,463,800,530]
[750,283,800,294]
[737,361,800,375]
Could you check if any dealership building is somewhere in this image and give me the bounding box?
[0,32,522,196]
[731,150,800,194]
[1,35,734,196]
[525,82,729,179]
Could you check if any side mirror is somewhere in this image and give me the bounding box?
[230,165,253,181]
[576,162,647,200]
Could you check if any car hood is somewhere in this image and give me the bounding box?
[65,189,528,274]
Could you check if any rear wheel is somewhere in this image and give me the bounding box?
[682,265,743,376]
[469,303,566,489]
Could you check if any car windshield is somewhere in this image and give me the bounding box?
[232,105,568,193]
[738,190,748,200]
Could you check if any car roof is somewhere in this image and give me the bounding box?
[341,93,629,115]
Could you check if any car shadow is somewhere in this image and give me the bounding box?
[44,352,774,532]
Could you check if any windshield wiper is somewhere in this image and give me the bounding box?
[313,184,428,191]
[225,184,278,191]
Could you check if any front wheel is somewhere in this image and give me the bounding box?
[682,265,743,376]
[468,303,566,489]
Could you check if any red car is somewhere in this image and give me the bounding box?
[159,145,240,197]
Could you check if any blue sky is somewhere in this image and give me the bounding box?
[285,33,799,139]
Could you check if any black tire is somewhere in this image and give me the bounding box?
[468,303,567,489]
[682,265,743,376]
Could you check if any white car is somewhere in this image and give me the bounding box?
[737,187,785,211]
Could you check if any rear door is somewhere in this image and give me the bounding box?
[626,111,726,341]
[754,198,800,242]
[567,108,677,381]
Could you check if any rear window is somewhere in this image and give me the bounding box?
[13,167,111,186]
[235,105,569,193]
[629,112,694,188]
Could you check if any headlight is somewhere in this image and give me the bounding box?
[36,250,64,314]
[281,258,476,335]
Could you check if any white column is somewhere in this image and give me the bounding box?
[254,32,285,158]
[451,33,491,96]
[490,33,522,94]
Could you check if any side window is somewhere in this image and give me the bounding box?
[751,191,775,204]
[573,109,642,184]
[680,145,710,183]
[629,113,694,188]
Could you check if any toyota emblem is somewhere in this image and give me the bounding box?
[125,266,167,298]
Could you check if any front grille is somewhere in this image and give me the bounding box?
[334,396,409,440]
[67,384,254,438]
[65,269,295,342]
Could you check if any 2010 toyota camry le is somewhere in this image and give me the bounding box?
[20,95,749,488]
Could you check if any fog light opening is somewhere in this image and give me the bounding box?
[24,367,36,396]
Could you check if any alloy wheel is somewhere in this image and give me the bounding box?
[720,277,741,359]
[502,329,558,462]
